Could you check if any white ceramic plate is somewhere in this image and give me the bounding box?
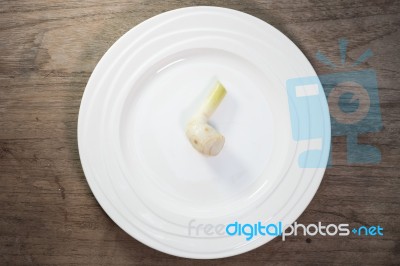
[78,6,330,259]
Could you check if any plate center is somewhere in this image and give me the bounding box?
[120,49,277,210]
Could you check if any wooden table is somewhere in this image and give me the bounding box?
[1,1,399,265]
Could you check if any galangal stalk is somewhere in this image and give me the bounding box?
[185,81,227,156]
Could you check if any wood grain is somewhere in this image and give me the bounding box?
[1,0,399,265]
